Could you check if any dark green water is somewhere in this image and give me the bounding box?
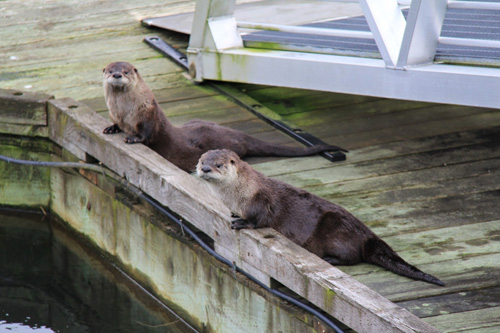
[0,209,196,333]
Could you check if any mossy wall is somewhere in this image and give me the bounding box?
[0,136,327,332]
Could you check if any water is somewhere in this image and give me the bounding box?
[0,209,196,333]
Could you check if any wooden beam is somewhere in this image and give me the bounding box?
[46,97,439,333]
[0,88,53,137]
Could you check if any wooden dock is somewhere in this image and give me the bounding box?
[1,0,499,332]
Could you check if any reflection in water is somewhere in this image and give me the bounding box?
[0,209,196,332]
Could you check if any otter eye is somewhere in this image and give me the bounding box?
[216,164,222,169]
[124,71,129,75]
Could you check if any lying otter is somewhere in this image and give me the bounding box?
[102,62,346,172]
[196,149,444,286]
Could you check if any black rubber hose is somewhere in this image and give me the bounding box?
[0,154,344,333]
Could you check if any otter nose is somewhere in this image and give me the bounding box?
[201,166,212,173]
[112,73,122,79]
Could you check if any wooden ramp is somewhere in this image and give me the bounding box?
[1,0,499,331]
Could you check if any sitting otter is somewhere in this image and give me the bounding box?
[196,149,444,286]
[102,62,346,172]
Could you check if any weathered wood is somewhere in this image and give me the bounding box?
[0,89,52,125]
[423,306,500,333]
[354,253,500,302]
[254,125,500,175]
[244,86,380,116]
[397,286,500,318]
[2,0,499,330]
[80,83,218,113]
[0,89,53,137]
[160,94,240,117]
[335,220,500,281]
[271,140,500,191]
[323,110,500,150]
[349,190,500,237]
[46,97,439,333]
[329,170,500,213]
[306,158,500,204]
[168,106,256,125]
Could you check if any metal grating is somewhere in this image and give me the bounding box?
[242,7,500,67]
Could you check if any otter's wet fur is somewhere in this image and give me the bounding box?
[196,149,444,286]
[102,62,347,172]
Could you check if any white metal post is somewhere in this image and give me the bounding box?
[359,0,406,68]
[187,0,240,81]
[397,0,448,69]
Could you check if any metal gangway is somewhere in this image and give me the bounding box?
[186,0,500,108]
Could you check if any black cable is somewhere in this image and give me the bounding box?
[0,154,344,333]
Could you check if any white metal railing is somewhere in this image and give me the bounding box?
[439,37,500,49]
[399,0,500,10]
[187,0,500,109]
[236,0,500,65]
[237,21,373,39]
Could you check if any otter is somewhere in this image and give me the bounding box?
[102,62,346,172]
[196,149,444,286]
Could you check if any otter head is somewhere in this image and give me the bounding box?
[196,149,239,184]
[103,62,138,88]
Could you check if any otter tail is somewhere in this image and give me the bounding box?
[246,141,347,158]
[364,238,445,286]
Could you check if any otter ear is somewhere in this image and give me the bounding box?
[102,68,106,73]
[230,160,235,165]
[134,68,138,73]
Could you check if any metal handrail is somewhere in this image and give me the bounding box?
[399,0,500,10]
[237,21,373,39]
[238,1,500,52]
[439,36,500,49]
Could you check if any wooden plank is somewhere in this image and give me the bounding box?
[423,306,500,333]
[0,56,186,101]
[0,0,195,29]
[330,169,500,216]
[270,140,500,191]
[253,125,500,175]
[0,89,53,126]
[314,104,493,141]
[376,219,500,255]
[335,220,500,277]
[323,110,500,150]
[83,84,235,115]
[463,326,500,333]
[168,107,256,126]
[307,158,500,202]
[397,286,500,318]
[353,253,500,302]
[0,34,165,70]
[46,97,440,333]
[0,1,194,45]
[245,86,380,116]
[349,190,500,237]
[160,95,238,117]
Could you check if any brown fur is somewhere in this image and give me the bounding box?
[196,149,444,286]
[103,62,347,172]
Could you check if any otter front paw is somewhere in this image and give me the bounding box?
[103,124,122,134]
[124,135,144,144]
[231,219,254,230]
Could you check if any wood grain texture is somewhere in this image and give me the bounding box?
[47,97,438,333]
[2,0,499,330]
